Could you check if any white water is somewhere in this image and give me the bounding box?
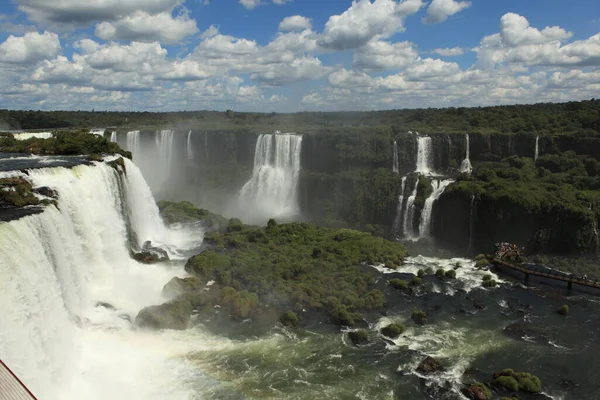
[110,131,117,143]
[459,134,472,174]
[402,180,419,238]
[415,136,433,175]
[187,130,193,160]
[418,179,453,238]
[13,132,53,140]
[89,129,105,136]
[0,160,203,400]
[155,130,175,182]
[393,176,407,235]
[126,130,140,157]
[392,141,399,173]
[239,133,303,224]
[534,136,540,161]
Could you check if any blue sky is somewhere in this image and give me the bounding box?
[0,0,598,112]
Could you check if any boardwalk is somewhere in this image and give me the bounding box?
[0,361,37,400]
[492,253,600,290]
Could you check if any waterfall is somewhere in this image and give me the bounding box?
[415,136,433,175]
[459,134,472,174]
[392,176,407,234]
[534,136,539,161]
[239,133,303,223]
[14,132,53,140]
[392,141,399,173]
[467,194,475,254]
[110,131,117,143]
[418,179,453,238]
[187,130,193,160]
[0,159,201,400]
[126,130,140,156]
[402,180,419,238]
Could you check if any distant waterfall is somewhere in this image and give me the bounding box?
[392,176,407,234]
[467,194,475,254]
[155,130,174,185]
[418,179,453,238]
[187,130,193,160]
[126,130,140,156]
[534,136,539,161]
[402,180,419,238]
[239,133,303,223]
[392,141,399,173]
[416,136,433,175]
[459,134,472,174]
[110,131,117,143]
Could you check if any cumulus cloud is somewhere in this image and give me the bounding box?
[0,31,61,64]
[433,47,465,56]
[423,0,471,24]
[94,11,198,43]
[476,13,600,68]
[279,15,311,32]
[353,40,418,70]
[239,0,261,9]
[319,0,424,50]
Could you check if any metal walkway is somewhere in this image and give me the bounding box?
[0,360,37,400]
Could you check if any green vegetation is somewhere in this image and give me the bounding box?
[558,304,569,315]
[462,382,491,400]
[482,274,497,288]
[2,99,598,135]
[389,279,408,290]
[0,177,39,208]
[380,323,405,339]
[181,218,407,327]
[445,269,457,279]
[157,200,229,228]
[493,368,542,394]
[411,309,427,325]
[436,268,446,278]
[410,276,422,286]
[348,330,370,346]
[280,310,300,328]
[0,130,131,158]
[417,269,425,277]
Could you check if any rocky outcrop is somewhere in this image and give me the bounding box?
[135,299,193,330]
[416,356,444,374]
[132,241,169,264]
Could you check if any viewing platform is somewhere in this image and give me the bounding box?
[0,360,37,399]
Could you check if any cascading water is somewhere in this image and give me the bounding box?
[0,159,202,400]
[392,176,407,235]
[415,136,433,175]
[534,136,539,161]
[402,180,419,238]
[14,132,53,140]
[392,141,399,173]
[126,130,140,156]
[418,179,454,238]
[110,131,117,143]
[187,130,193,160]
[239,133,303,224]
[459,134,472,174]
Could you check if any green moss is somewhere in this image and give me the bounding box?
[495,376,519,392]
[157,200,229,228]
[493,369,542,394]
[380,323,405,338]
[0,177,40,208]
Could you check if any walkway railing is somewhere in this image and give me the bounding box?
[0,360,37,400]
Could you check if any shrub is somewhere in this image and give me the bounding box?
[280,310,300,328]
[389,279,408,290]
[493,369,542,394]
[348,329,369,345]
[495,376,519,392]
[445,270,457,279]
[436,268,446,278]
[381,323,405,338]
[227,218,243,232]
[417,269,425,277]
[410,276,422,286]
[557,304,569,315]
[411,309,427,325]
[482,278,497,287]
[482,274,492,281]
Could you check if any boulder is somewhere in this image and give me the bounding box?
[162,276,205,299]
[133,241,169,264]
[135,299,193,330]
[34,186,58,199]
[416,356,444,374]
[461,383,492,400]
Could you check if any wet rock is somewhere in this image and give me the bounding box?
[558,379,579,390]
[461,383,492,400]
[133,240,169,264]
[473,300,485,310]
[95,301,116,311]
[416,356,444,374]
[162,276,205,299]
[135,299,193,330]
[34,186,58,198]
[118,314,132,323]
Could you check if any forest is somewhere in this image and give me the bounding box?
[1,99,599,136]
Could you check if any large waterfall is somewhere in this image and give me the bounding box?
[402,180,419,238]
[459,134,472,174]
[415,136,433,175]
[187,130,193,160]
[110,131,117,143]
[239,133,303,224]
[392,141,399,173]
[392,176,407,235]
[126,130,140,156]
[418,179,454,238]
[534,136,539,161]
[0,159,202,399]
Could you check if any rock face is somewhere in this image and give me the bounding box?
[162,276,205,299]
[416,356,444,374]
[133,241,169,264]
[135,299,193,330]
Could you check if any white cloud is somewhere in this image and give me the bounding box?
[272,0,291,4]
[423,0,471,24]
[476,13,600,68]
[433,47,465,56]
[16,0,184,25]
[251,56,331,85]
[94,10,198,44]
[0,31,61,64]
[239,0,261,9]
[319,0,424,50]
[353,40,418,70]
[84,41,167,72]
[159,60,212,81]
[279,15,311,32]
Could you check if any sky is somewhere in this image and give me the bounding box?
[0,0,598,112]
